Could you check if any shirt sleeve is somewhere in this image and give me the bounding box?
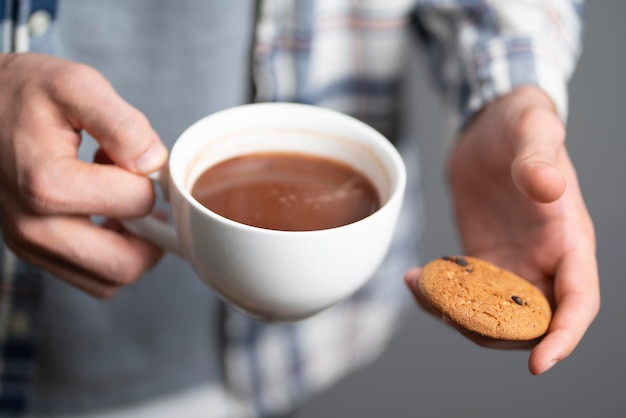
[413,0,585,124]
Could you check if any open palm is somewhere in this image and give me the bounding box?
[407,87,599,375]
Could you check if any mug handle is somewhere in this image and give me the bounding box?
[119,167,185,258]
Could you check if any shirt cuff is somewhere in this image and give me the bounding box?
[462,35,570,124]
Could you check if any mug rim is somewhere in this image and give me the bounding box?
[168,102,407,236]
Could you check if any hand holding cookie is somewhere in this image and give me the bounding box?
[406,87,600,376]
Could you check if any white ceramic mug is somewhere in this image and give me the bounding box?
[123,103,406,321]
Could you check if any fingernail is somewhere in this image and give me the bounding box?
[133,143,168,173]
[538,359,557,375]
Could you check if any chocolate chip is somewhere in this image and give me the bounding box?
[441,255,469,267]
[512,296,524,306]
[465,268,474,273]
[454,257,468,267]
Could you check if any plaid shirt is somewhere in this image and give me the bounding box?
[0,0,583,417]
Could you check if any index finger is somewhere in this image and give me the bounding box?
[48,62,168,174]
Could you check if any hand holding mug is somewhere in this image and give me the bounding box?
[123,103,406,321]
[0,53,168,297]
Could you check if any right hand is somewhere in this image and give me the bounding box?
[0,53,169,298]
[405,87,599,375]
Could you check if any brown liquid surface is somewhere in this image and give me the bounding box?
[191,152,380,231]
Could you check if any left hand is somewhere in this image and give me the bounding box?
[405,86,600,375]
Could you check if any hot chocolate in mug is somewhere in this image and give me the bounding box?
[122,103,406,322]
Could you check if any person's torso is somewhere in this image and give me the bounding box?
[30,0,257,414]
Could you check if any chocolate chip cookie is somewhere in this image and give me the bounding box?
[419,256,552,340]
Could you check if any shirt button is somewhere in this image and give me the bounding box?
[10,312,31,338]
[28,9,52,38]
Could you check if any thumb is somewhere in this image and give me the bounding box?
[55,64,168,174]
[404,267,440,316]
[510,107,567,203]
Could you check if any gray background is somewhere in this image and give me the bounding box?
[297,2,625,417]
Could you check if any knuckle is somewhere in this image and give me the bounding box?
[107,107,150,148]
[19,164,64,214]
[514,107,565,143]
[4,216,38,250]
[47,62,103,100]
